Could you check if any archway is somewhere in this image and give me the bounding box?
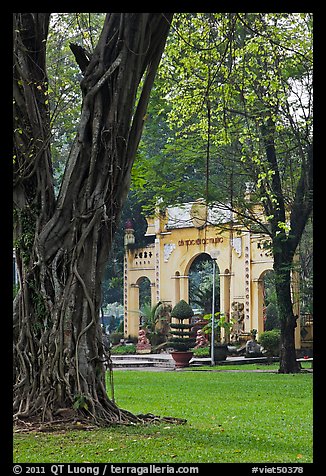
[187,253,220,316]
[137,276,152,311]
[125,276,152,337]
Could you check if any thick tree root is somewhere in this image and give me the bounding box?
[13,409,187,434]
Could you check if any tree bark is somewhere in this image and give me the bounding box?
[13,12,173,425]
[273,246,300,373]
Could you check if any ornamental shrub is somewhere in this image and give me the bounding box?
[193,346,210,357]
[258,329,281,356]
[168,300,195,351]
[111,344,136,355]
[170,299,194,319]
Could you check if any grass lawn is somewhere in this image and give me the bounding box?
[13,367,313,463]
[188,361,313,371]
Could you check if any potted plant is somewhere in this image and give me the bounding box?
[202,313,233,362]
[168,300,196,368]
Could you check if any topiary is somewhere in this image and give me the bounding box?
[168,300,196,352]
[170,299,194,320]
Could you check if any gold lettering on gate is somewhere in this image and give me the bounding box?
[178,237,223,246]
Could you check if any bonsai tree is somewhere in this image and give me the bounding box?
[168,300,196,352]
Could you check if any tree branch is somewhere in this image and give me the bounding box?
[70,43,91,74]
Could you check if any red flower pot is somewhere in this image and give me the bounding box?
[171,351,194,368]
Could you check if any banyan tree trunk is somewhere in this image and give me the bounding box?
[13,12,173,425]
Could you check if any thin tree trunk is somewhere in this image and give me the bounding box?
[13,12,173,425]
[273,250,300,374]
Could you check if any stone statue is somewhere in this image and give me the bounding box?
[136,329,151,353]
[230,301,245,340]
[245,331,262,357]
[194,329,209,348]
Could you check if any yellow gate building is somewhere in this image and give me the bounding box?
[123,200,302,348]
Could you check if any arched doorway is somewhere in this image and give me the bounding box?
[137,276,152,313]
[126,276,153,336]
[187,253,220,316]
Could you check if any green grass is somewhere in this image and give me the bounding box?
[14,368,313,463]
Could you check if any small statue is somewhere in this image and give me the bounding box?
[231,301,245,323]
[136,329,151,353]
[245,330,262,357]
[230,302,245,340]
[194,329,209,348]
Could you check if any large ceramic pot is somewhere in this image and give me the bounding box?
[171,351,194,368]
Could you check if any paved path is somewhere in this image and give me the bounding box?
[110,353,286,371]
[110,353,175,370]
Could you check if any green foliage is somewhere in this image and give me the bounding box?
[101,192,148,308]
[140,302,169,346]
[192,346,210,357]
[189,256,219,314]
[111,344,136,355]
[258,329,281,356]
[132,13,313,254]
[169,323,193,330]
[168,330,196,352]
[44,14,313,330]
[170,300,194,320]
[265,302,280,330]
[140,302,160,332]
[202,313,233,343]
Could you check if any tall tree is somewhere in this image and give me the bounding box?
[228,13,313,373]
[13,12,173,425]
[133,13,313,373]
